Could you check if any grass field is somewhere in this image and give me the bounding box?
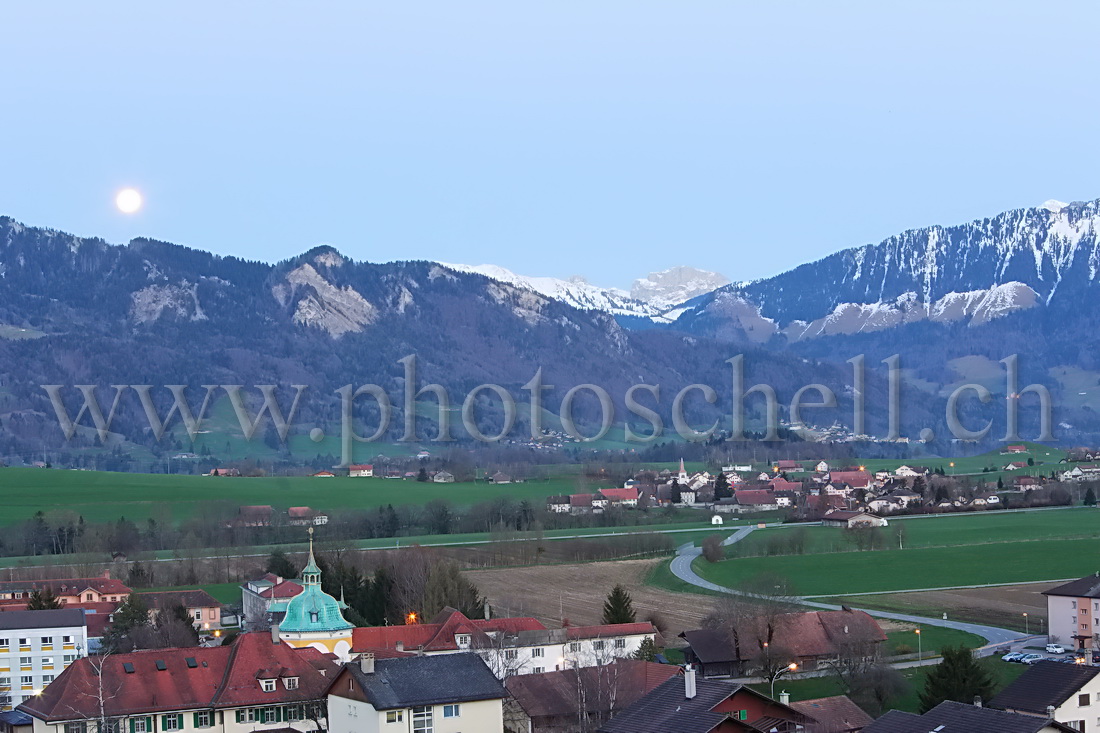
[694,536,1100,596]
[884,626,985,655]
[0,467,614,526]
[727,508,1100,558]
[749,658,1026,714]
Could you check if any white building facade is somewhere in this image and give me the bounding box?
[0,609,88,710]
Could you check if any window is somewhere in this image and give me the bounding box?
[412,706,433,733]
[263,708,277,724]
[133,719,148,733]
[309,611,319,623]
[614,639,626,649]
[194,610,202,620]
[286,705,302,721]
[42,674,54,684]
[736,709,749,721]
[456,634,470,647]
[1081,694,1092,706]
[163,716,180,731]
[42,657,53,667]
[195,712,211,728]
[531,647,544,658]
[65,724,87,733]
[19,657,31,666]
[443,704,460,718]
[18,638,28,646]
[532,666,545,674]
[284,677,299,690]
[243,709,257,723]
[593,640,606,650]
[569,642,580,652]
[85,593,93,602]
[504,650,517,660]
[386,711,403,723]
[64,655,77,664]
[19,676,31,686]
[13,593,21,600]
[260,678,276,692]
[41,637,52,645]
[62,636,73,644]
[0,639,7,648]
[0,676,9,686]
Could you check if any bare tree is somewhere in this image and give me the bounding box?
[62,653,124,733]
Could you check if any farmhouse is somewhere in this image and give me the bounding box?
[733,490,779,513]
[348,464,374,477]
[432,470,455,483]
[597,488,640,507]
[288,507,329,526]
[827,470,873,490]
[1004,461,1029,471]
[490,471,512,484]
[821,510,888,528]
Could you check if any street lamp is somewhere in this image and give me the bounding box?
[770,663,798,699]
[1023,613,1029,635]
[915,629,922,662]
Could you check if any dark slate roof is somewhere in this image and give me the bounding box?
[0,609,85,630]
[863,700,1074,732]
[679,629,735,664]
[0,709,32,726]
[345,653,506,710]
[598,676,735,733]
[1043,574,1100,599]
[789,695,873,731]
[989,660,1100,714]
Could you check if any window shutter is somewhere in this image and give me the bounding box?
[235,711,243,724]
[146,717,152,732]
[192,713,199,729]
[129,719,135,733]
[177,715,183,730]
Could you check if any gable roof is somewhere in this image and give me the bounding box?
[828,471,871,488]
[138,589,221,609]
[0,608,86,630]
[18,632,339,722]
[598,487,640,502]
[506,660,678,721]
[789,695,873,732]
[680,610,884,663]
[734,489,778,505]
[0,577,131,598]
[1043,574,1100,599]
[351,609,547,654]
[337,654,506,709]
[862,700,1074,732]
[989,660,1100,714]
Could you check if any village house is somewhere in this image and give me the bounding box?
[241,574,304,630]
[328,653,507,733]
[208,467,241,477]
[311,470,336,478]
[287,507,329,526]
[789,696,873,733]
[775,460,803,472]
[597,488,639,508]
[1005,461,1030,471]
[863,700,1075,732]
[598,668,814,733]
[814,461,830,473]
[0,610,89,711]
[350,608,658,679]
[347,464,373,477]
[679,608,886,676]
[490,472,512,484]
[821,510,888,529]
[19,631,340,733]
[137,590,222,632]
[1004,444,1030,454]
[732,489,779,513]
[433,470,455,483]
[569,494,595,514]
[504,659,678,733]
[545,495,571,514]
[827,470,873,490]
[1043,574,1100,653]
[990,660,1100,733]
[0,576,130,607]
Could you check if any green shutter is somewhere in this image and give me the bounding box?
[129,719,135,733]
[192,713,199,729]
[146,717,153,733]
[177,715,183,730]
[235,711,243,724]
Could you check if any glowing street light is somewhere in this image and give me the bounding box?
[769,662,798,699]
[1023,613,1029,635]
[915,628,922,661]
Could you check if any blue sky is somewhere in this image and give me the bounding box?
[3,2,1098,288]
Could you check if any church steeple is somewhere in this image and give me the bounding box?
[678,457,688,482]
[302,526,321,586]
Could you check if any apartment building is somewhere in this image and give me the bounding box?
[0,610,88,710]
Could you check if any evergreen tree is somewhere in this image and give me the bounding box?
[918,645,994,712]
[421,561,486,619]
[417,467,428,482]
[265,550,298,579]
[713,473,731,500]
[670,481,683,504]
[1085,487,1097,507]
[601,584,636,625]
[27,587,62,610]
[632,637,660,662]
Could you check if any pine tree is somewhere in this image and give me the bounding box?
[714,473,731,500]
[918,645,994,712]
[633,637,660,662]
[266,550,298,579]
[417,467,428,482]
[27,587,62,610]
[1085,487,1097,507]
[601,585,636,625]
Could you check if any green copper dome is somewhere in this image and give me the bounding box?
[279,536,352,634]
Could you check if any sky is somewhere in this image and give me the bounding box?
[3,2,1100,290]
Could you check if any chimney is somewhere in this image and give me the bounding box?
[484,602,491,621]
[684,664,697,699]
[270,623,280,644]
[359,652,375,675]
[1047,705,1056,717]
[973,696,982,708]
[395,641,404,652]
[779,691,790,705]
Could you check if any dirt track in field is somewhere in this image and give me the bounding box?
[852,581,1057,630]
[465,559,718,643]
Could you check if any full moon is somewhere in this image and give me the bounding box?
[115,188,143,214]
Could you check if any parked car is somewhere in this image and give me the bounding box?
[1046,644,1066,654]
[1020,654,1045,664]
[1002,652,1024,662]
[1093,651,1100,664]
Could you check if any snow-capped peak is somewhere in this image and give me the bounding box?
[1042,199,1069,213]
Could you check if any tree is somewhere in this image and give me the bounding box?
[27,587,62,610]
[918,645,994,712]
[421,560,486,619]
[713,473,731,500]
[266,550,298,579]
[701,534,725,563]
[417,467,429,482]
[847,665,909,716]
[669,481,683,504]
[101,594,151,652]
[632,637,660,662]
[601,585,636,625]
[1085,487,1097,507]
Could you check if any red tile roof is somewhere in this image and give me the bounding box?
[569,493,594,507]
[506,660,678,720]
[19,632,339,722]
[348,464,373,470]
[565,622,657,640]
[0,577,131,598]
[734,489,777,505]
[598,488,639,502]
[260,580,303,600]
[828,470,872,488]
[352,609,547,654]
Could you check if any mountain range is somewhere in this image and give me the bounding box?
[2,196,1099,461]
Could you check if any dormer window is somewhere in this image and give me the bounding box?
[284,677,299,690]
[309,611,319,623]
[456,634,471,648]
[260,678,276,692]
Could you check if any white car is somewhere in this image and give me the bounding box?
[1046,644,1066,654]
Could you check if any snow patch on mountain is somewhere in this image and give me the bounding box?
[1042,199,1069,213]
[631,266,730,310]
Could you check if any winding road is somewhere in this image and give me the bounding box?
[670,525,1029,651]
